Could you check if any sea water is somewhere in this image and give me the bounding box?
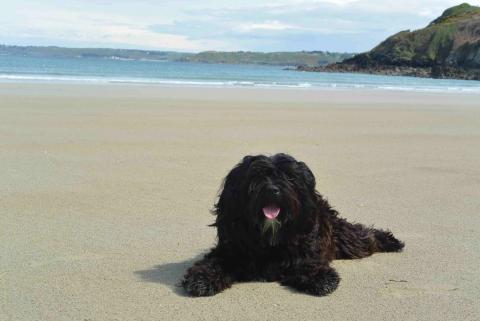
[1,55,480,93]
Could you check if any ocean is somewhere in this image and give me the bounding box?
[1,55,480,93]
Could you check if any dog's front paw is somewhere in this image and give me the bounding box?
[181,262,231,297]
[282,267,340,296]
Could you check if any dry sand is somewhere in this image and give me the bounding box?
[1,83,479,321]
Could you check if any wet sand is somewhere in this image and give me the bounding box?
[1,83,479,320]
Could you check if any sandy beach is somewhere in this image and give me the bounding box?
[1,83,479,321]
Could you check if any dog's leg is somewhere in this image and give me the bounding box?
[333,218,404,259]
[181,249,233,296]
[281,261,340,296]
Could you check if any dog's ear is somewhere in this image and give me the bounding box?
[241,155,254,163]
[297,161,316,191]
[213,156,254,218]
[212,156,255,240]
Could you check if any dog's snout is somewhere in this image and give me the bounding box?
[269,186,280,196]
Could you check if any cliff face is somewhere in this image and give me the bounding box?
[300,3,480,80]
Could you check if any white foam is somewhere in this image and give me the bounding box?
[1,73,480,93]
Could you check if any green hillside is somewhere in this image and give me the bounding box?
[365,3,480,67]
[177,51,353,66]
[0,45,353,67]
[307,3,480,80]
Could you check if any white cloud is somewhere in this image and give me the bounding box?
[238,20,299,32]
[1,4,224,51]
[1,0,478,51]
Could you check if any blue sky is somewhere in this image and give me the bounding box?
[0,0,478,53]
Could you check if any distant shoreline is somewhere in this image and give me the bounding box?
[0,44,353,67]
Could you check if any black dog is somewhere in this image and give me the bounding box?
[182,153,404,296]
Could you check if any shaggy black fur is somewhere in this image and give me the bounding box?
[182,153,404,296]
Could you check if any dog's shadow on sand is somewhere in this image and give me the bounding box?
[135,255,313,297]
[134,255,204,297]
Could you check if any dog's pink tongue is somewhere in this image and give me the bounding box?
[263,206,280,219]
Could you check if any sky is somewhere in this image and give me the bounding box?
[1,0,478,53]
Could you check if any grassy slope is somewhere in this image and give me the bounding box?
[345,3,480,68]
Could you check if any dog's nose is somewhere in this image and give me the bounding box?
[269,186,280,196]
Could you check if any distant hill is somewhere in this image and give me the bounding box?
[0,45,189,61]
[176,51,353,66]
[299,3,480,80]
[0,45,353,67]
